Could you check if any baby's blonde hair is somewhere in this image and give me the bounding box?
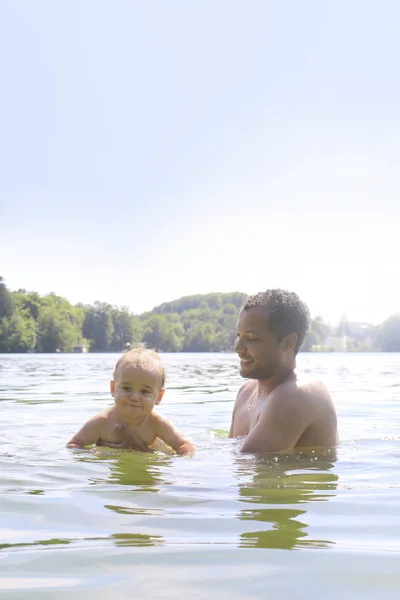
[113,345,166,388]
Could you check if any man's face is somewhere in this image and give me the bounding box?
[233,306,286,380]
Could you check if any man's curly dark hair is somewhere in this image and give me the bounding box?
[242,289,310,355]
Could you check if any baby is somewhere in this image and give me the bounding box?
[67,347,194,455]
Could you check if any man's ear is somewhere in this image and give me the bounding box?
[284,333,298,352]
[110,380,115,396]
[156,389,165,405]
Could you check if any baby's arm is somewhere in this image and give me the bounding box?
[155,416,195,456]
[67,413,105,448]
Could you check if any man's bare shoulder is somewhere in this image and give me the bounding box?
[296,378,332,400]
[270,377,337,447]
[270,377,332,409]
[237,379,257,400]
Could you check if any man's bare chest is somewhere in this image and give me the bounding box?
[233,389,266,437]
[232,401,251,436]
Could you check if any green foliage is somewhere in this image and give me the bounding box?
[0,285,37,352]
[110,307,142,352]
[302,316,332,351]
[140,294,248,352]
[82,302,114,352]
[36,294,84,352]
[151,292,246,316]
[0,277,399,353]
[142,314,183,352]
[375,314,400,351]
[81,302,142,352]
[15,290,43,320]
[0,307,36,352]
[0,277,14,319]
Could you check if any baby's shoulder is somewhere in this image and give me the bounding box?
[148,410,175,432]
[148,409,165,426]
[89,406,115,424]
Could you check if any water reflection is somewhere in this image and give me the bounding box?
[106,450,172,490]
[72,450,169,547]
[236,449,338,549]
[0,537,71,551]
[110,533,164,547]
[105,452,170,547]
[72,446,169,489]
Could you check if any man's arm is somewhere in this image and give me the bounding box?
[229,381,253,438]
[240,388,311,454]
[66,414,105,448]
[228,403,237,438]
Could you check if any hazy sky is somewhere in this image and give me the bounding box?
[1,0,399,324]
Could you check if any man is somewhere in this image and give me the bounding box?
[230,289,338,454]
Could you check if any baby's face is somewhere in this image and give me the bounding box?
[111,364,164,419]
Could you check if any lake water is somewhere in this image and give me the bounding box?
[1,352,399,599]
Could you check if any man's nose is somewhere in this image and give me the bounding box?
[233,336,243,353]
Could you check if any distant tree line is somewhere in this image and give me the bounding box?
[0,277,399,353]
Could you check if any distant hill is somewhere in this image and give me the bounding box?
[148,292,247,315]
[2,276,397,353]
[0,278,248,353]
[140,292,247,352]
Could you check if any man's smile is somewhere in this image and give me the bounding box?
[239,356,253,364]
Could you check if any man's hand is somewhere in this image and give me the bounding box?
[97,424,152,453]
